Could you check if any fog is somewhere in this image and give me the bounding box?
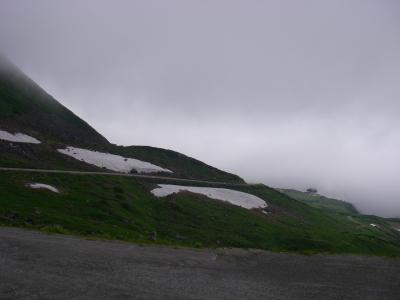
[1,0,399,217]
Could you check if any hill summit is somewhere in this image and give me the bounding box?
[0,54,108,147]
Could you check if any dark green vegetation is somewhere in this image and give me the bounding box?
[0,55,243,183]
[116,145,244,183]
[279,188,359,215]
[1,171,399,256]
[0,137,244,183]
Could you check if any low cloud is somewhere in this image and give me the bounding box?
[1,0,399,216]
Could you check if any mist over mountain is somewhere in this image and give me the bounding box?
[1,0,400,217]
[0,54,109,147]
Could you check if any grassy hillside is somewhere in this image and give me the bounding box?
[0,56,243,183]
[115,145,245,183]
[1,56,398,256]
[1,170,399,256]
[279,188,359,215]
[0,140,245,183]
[0,141,106,172]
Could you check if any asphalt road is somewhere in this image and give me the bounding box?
[0,227,399,300]
[0,167,250,186]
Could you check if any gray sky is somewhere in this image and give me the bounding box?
[1,0,400,217]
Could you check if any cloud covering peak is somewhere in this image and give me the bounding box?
[1,0,400,216]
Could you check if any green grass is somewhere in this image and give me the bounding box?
[278,188,359,215]
[1,171,399,256]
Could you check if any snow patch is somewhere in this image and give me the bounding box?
[151,184,267,210]
[57,146,172,174]
[0,129,41,144]
[27,183,59,193]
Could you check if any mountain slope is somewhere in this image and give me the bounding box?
[0,56,244,183]
[1,171,399,256]
[3,56,399,256]
[0,55,109,147]
[278,188,359,215]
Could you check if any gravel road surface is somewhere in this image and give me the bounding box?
[0,227,399,299]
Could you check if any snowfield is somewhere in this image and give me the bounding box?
[0,129,41,144]
[27,183,59,193]
[57,146,172,174]
[151,184,267,210]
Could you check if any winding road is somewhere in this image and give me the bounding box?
[0,167,250,186]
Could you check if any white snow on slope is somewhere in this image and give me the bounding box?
[27,183,59,193]
[151,184,267,210]
[57,146,172,174]
[0,129,41,144]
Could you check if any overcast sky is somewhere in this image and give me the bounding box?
[1,0,400,217]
